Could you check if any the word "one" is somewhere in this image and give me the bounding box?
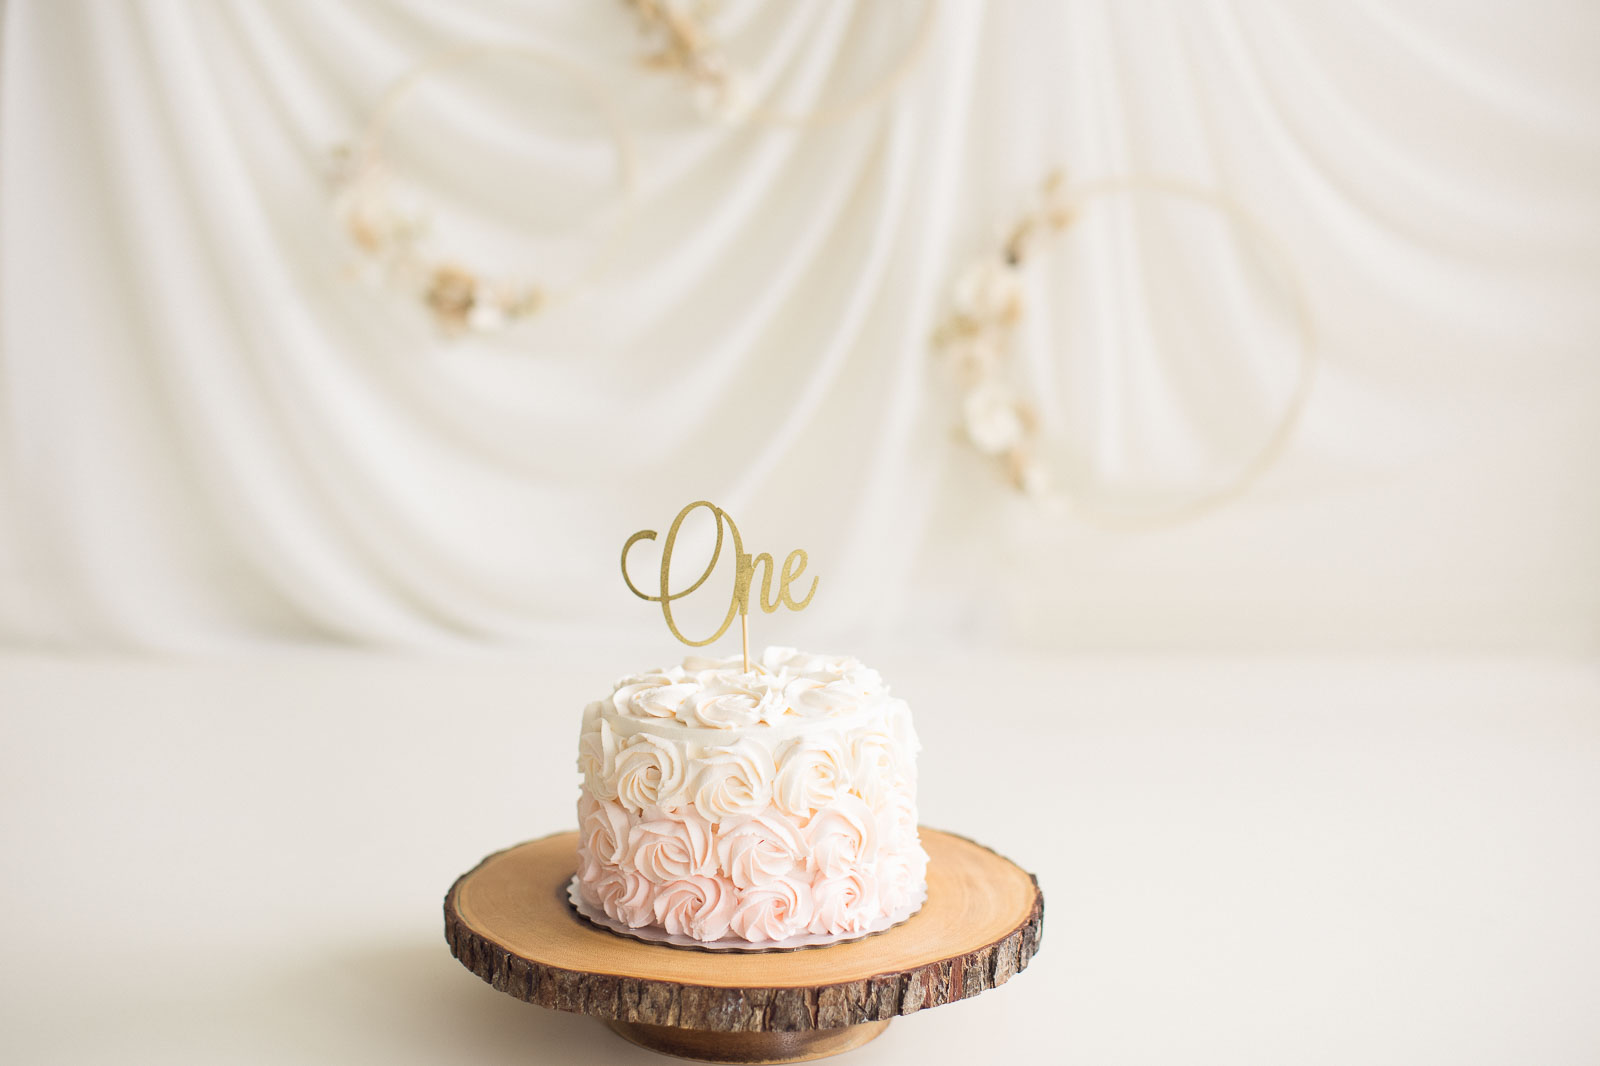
[620,500,817,647]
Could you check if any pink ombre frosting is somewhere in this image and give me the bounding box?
[574,647,928,945]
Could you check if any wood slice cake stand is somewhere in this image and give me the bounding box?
[444,827,1044,1064]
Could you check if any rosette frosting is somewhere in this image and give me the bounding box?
[574,647,926,945]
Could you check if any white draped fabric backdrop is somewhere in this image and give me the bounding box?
[2,0,1598,654]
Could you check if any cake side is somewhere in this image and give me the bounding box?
[575,646,927,945]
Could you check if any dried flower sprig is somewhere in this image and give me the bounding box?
[623,1,939,128]
[932,171,1076,498]
[329,142,546,334]
[329,45,635,336]
[934,170,1320,520]
[625,0,751,120]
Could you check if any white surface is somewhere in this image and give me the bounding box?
[3,648,1598,1064]
[3,1,1599,653]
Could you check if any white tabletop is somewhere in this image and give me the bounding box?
[3,649,1597,1064]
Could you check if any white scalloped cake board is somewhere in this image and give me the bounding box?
[565,877,929,953]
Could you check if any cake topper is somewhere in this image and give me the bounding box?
[621,500,817,673]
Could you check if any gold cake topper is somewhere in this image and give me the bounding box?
[621,500,817,672]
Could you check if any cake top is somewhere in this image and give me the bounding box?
[601,646,889,730]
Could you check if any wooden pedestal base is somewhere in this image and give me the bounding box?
[444,828,1042,1063]
[604,1018,891,1063]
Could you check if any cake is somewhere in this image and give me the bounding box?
[573,645,928,947]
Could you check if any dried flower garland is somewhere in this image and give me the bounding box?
[931,172,1074,498]
[329,46,636,334]
[933,172,1318,522]
[624,0,938,126]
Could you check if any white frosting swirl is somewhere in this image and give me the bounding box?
[730,874,814,941]
[652,874,737,940]
[612,670,698,718]
[808,870,880,936]
[636,685,698,719]
[884,698,920,756]
[614,732,689,812]
[804,794,879,878]
[690,738,775,822]
[601,647,890,729]
[629,811,716,882]
[874,842,930,913]
[576,792,631,881]
[585,864,654,928]
[772,732,848,818]
[874,785,919,851]
[715,810,805,890]
[783,675,865,717]
[847,728,903,806]
[683,673,781,729]
[577,715,619,802]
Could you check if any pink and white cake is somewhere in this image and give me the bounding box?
[572,646,928,949]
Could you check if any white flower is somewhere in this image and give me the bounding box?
[953,258,1025,323]
[466,299,506,333]
[963,383,1025,455]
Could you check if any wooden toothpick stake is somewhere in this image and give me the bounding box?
[621,500,818,671]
